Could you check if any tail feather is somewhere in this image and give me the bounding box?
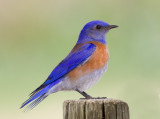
[29,85,46,97]
[20,79,62,111]
[20,86,49,109]
[23,94,48,112]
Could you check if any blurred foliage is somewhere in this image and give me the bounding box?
[0,0,160,119]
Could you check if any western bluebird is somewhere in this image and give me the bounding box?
[20,20,118,111]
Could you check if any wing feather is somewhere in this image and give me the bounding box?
[30,43,96,95]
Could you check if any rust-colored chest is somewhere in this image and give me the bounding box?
[68,41,109,80]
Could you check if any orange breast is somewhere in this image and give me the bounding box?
[68,41,109,81]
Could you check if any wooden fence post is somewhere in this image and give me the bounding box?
[63,98,129,119]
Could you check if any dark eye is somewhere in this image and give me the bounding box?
[96,25,102,29]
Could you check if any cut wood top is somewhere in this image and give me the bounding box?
[63,98,129,119]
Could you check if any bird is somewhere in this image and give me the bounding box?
[20,20,118,111]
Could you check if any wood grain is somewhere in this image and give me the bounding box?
[63,98,129,119]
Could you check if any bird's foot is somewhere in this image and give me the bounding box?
[76,89,107,100]
[80,97,107,99]
[93,97,107,99]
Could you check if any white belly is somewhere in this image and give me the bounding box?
[47,63,108,94]
[70,63,108,91]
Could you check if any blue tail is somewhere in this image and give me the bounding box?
[20,79,61,111]
[23,93,48,112]
[20,87,48,109]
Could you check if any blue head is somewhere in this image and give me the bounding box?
[77,20,118,44]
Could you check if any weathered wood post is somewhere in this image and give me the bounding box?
[63,98,129,119]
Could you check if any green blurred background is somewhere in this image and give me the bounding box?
[0,0,160,119]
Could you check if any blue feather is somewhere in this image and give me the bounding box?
[31,43,96,93]
[21,43,96,110]
[20,79,61,109]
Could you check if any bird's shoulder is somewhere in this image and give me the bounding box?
[68,41,109,80]
[88,41,109,60]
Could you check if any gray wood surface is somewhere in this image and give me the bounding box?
[63,98,129,119]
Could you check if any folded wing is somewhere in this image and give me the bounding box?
[20,43,96,110]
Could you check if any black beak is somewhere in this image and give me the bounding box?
[109,25,118,29]
[106,25,118,30]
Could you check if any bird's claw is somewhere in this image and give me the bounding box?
[80,97,107,99]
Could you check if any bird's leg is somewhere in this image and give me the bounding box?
[76,89,93,99]
[76,89,107,99]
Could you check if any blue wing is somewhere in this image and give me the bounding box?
[31,43,96,95]
[21,43,96,110]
